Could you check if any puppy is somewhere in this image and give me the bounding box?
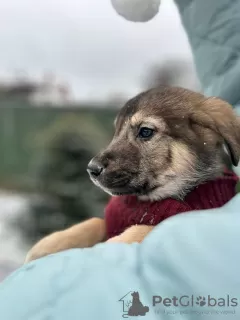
[25,86,240,263]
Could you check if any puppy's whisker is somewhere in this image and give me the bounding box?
[109,178,130,187]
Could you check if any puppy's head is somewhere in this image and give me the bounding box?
[87,86,240,201]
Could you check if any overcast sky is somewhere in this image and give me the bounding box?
[0,0,195,101]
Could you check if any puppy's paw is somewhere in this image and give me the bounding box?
[24,231,67,264]
[25,218,106,264]
[107,225,154,244]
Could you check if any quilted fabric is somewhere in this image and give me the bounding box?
[0,195,240,319]
[175,0,240,110]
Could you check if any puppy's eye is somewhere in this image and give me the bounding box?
[138,127,154,139]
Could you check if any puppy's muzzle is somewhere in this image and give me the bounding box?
[87,159,104,178]
[87,156,133,194]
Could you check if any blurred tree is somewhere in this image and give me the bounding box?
[16,114,111,245]
[144,59,199,90]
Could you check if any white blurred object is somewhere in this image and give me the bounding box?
[0,261,19,282]
[0,191,30,264]
[111,0,161,22]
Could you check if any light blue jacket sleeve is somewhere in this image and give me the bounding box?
[0,195,240,320]
[174,0,240,113]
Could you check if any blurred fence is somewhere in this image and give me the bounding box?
[0,100,117,192]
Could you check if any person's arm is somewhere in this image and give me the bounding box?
[174,0,240,112]
[0,195,240,320]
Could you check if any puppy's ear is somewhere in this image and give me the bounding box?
[191,97,240,166]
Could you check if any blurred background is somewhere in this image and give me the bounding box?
[0,0,200,281]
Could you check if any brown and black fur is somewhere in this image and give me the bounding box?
[88,86,240,201]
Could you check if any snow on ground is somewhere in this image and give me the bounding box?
[0,191,30,280]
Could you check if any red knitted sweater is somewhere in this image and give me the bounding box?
[105,171,239,239]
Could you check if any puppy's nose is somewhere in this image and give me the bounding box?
[87,160,104,178]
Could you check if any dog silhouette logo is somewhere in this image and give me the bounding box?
[119,291,149,318]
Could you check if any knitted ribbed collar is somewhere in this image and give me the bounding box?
[105,171,239,239]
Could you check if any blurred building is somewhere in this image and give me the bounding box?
[0,74,73,106]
